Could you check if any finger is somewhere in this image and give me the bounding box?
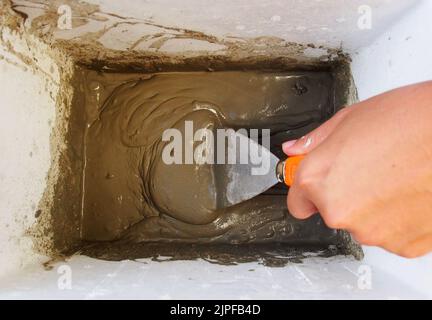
[394,234,432,258]
[282,107,353,156]
[287,181,318,219]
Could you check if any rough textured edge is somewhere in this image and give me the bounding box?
[56,38,346,74]
[331,60,364,260]
[1,2,80,257]
[79,242,348,268]
[7,0,348,73]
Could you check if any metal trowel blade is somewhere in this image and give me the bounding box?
[216,131,280,208]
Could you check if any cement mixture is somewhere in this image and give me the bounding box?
[80,71,336,241]
[74,70,362,264]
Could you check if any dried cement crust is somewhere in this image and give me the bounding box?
[1,1,80,256]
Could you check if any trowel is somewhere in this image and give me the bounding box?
[218,131,304,208]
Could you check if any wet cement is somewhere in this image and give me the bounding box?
[80,239,346,267]
[75,70,362,263]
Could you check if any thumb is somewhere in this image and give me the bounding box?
[282,107,353,156]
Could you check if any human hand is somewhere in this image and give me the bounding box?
[283,81,432,258]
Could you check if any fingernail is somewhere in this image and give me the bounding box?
[303,136,312,148]
[282,140,297,149]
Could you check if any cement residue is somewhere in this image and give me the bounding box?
[80,241,348,267]
[1,3,83,257]
[8,0,349,73]
[25,47,79,256]
[79,71,334,241]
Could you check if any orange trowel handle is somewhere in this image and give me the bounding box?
[278,155,305,187]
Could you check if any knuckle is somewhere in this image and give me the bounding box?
[295,161,316,192]
[296,172,311,191]
[335,106,351,117]
[322,212,346,229]
[318,196,348,229]
[352,232,377,246]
